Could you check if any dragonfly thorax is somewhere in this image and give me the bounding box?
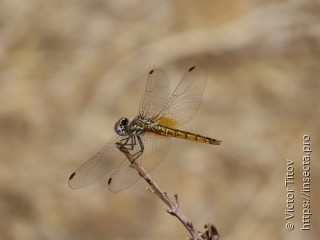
[129,115,155,136]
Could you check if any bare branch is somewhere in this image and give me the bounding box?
[120,148,219,240]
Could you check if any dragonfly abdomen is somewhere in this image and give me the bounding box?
[152,125,221,145]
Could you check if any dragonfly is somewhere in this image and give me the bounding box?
[69,66,221,192]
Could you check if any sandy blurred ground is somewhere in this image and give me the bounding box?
[0,0,319,239]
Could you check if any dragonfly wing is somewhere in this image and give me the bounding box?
[106,157,140,193]
[136,133,171,173]
[68,134,125,189]
[153,66,207,127]
[139,69,170,118]
[108,133,171,192]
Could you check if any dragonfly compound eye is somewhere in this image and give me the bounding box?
[115,117,129,136]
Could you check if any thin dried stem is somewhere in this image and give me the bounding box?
[120,148,219,240]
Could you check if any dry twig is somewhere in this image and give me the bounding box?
[120,148,219,240]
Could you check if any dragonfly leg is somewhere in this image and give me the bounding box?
[116,135,144,161]
[116,136,136,151]
[132,135,144,160]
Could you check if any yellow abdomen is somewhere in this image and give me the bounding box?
[152,125,221,145]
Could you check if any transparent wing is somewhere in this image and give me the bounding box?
[139,69,170,118]
[68,134,126,189]
[153,66,207,127]
[108,133,171,192]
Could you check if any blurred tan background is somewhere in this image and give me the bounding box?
[0,0,319,239]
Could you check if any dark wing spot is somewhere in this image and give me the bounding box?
[69,172,76,180]
[149,69,154,74]
[108,177,112,185]
[188,66,196,72]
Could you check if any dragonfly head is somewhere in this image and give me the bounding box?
[115,117,130,136]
